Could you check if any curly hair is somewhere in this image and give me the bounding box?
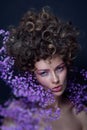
[5,7,80,72]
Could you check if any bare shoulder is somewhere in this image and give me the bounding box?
[74,107,87,130]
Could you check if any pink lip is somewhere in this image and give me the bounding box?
[52,86,62,92]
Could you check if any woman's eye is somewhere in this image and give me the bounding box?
[39,71,48,76]
[56,66,65,72]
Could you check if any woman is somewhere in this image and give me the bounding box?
[0,7,87,130]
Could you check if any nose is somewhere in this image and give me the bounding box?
[51,72,59,84]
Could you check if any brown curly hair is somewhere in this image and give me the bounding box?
[5,7,80,72]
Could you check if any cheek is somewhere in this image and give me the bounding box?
[36,76,50,88]
[60,71,67,84]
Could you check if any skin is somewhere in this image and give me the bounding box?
[34,56,67,98]
[34,55,87,130]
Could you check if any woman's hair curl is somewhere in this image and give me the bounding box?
[5,7,80,72]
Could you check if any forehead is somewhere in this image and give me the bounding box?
[35,56,64,70]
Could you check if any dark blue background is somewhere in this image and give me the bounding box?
[0,0,87,68]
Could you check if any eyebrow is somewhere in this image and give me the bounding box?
[35,62,65,71]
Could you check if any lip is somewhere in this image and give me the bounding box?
[52,86,62,92]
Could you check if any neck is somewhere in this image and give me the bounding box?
[54,94,70,109]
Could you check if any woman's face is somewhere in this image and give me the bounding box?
[34,56,67,97]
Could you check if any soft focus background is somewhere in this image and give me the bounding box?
[0,0,87,103]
